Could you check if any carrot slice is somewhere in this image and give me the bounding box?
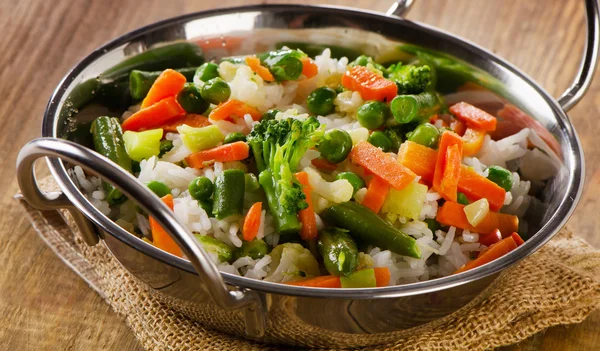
[149,194,182,257]
[478,229,502,246]
[397,141,437,183]
[209,99,262,121]
[362,176,390,213]
[185,141,250,169]
[311,157,338,172]
[462,128,486,156]
[245,56,275,82]
[433,131,463,201]
[454,235,518,274]
[141,69,187,109]
[449,102,497,132]
[161,114,211,133]
[350,141,416,190]
[301,57,318,78]
[295,172,318,240]
[242,202,262,241]
[285,275,342,288]
[122,96,186,132]
[458,166,506,211]
[511,232,525,246]
[374,267,391,287]
[450,119,467,136]
[436,201,519,236]
[341,66,397,102]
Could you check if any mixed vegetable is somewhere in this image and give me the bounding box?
[81,44,544,288]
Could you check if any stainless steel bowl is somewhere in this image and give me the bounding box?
[17,0,598,347]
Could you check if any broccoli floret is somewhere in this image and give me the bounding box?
[388,63,432,94]
[247,117,324,234]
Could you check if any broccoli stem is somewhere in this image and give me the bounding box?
[258,169,302,235]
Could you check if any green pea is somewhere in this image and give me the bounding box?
[177,83,209,114]
[457,192,470,205]
[200,77,231,104]
[407,123,440,148]
[224,132,246,144]
[424,218,441,232]
[195,62,220,82]
[307,87,337,116]
[357,101,389,129]
[351,55,371,66]
[188,176,214,201]
[367,131,393,152]
[244,173,260,192]
[486,166,513,191]
[261,109,280,121]
[335,172,365,195]
[146,181,171,198]
[317,129,353,164]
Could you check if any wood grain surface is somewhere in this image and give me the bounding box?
[0,0,598,350]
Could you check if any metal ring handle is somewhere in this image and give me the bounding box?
[558,0,600,111]
[386,0,415,17]
[17,138,265,336]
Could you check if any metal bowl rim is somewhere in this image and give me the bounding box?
[42,3,584,299]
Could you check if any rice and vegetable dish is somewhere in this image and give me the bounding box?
[71,45,559,288]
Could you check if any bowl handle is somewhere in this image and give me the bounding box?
[17,137,266,337]
[557,0,600,111]
[386,0,415,17]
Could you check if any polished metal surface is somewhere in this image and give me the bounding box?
[16,0,596,347]
[386,0,415,17]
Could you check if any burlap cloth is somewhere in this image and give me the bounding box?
[15,177,600,350]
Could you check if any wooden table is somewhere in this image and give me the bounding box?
[0,0,598,349]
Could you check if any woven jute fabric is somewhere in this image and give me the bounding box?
[15,178,600,351]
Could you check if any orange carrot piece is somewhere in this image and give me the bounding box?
[295,171,318,241]
[362,176,390,213]
[141,69,187,109]
[350,141,416,190]
[185,141,250,169]
[122,96,186,132]
[436,201,519,236]
[450,119,467,136]
[161,114,211,133]
[285,275,342,288]
[245,56,275,82]
[511,232,525,246]
[449,102,497,132]
[341,66,397,102]
[454,235,518,273]
[462,128,486,156]
[458,166,506,211]
[209,99,262,121]
[478,229,502,247]
[397,141,437,183]
[433,131,463,201]
[311,157,338,172]
[374,267,391,287]
[149,194,183,258]
[301,57,318,78]
[242,202,262,241]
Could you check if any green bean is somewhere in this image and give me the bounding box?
[200,77,231,104]
[244,173,261,192]
[390,92,441,124]
[457,192,470,205]
[318,227,359,276]
[335,172,365,195]
[306,87,336,116]
[188,176,214,201]
[487,166,513,191]
[194,62,220,82]
[233,239,270,260]
[223,132,246,144]
[212,169,245,219]
[146,181,171,198]
[176,83,209,114]
[91,117,132,205]
[407,122,440,148]
[129,67,197,100]
[367,131,393,152]
[317,129,353,164]
[195,234,233,263]
[199,199,214,217]
[424,218,441,232]
[357,101,389,129]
